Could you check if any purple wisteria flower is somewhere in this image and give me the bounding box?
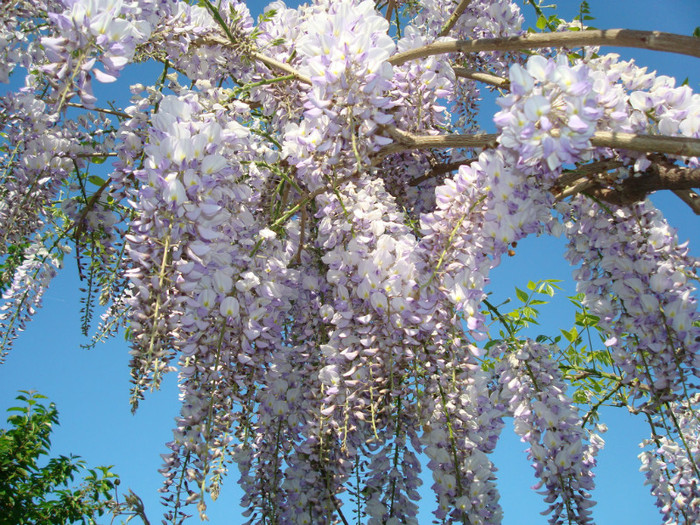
[560,196,700,406]
[2,0,700,523]
[495,55,603,178]
[495,340,601,524]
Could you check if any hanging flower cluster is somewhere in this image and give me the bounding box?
[560,196,700,405]
[0,236,66,362]
[639,395,700,524]
[282,0,396,192]
[495,55,603,177]
[40,0,164,106]
[495,340,602,524]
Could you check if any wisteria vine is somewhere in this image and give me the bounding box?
[1,0,699,523]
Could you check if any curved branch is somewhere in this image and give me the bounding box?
[389,29,700,66]
[672,190,700,214]
[555,159,626,190]
[249,51,312,86]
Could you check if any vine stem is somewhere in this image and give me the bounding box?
[389,29,700,66]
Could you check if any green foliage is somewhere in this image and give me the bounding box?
[0,391,118,525]
[573,0,596,28]
[529,0,597,40]
[526,0,563,33]
[483,279,562,345]
[483,281,634,427]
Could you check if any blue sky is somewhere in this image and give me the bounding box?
[1,0,699,523]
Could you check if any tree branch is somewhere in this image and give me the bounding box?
[452,67,510,89]
[249,51,312,86]
[672,189,700,215]
[378,127,700,158]
[554,159,626,190]
[585,163,700,207]
[375,126,499,158]
[65,102,130,119]
[588,131,700,157]
[389,29,700,66]
[409,159,476,186]
[551,155,700,213]
[438,0,473,38]
[384,0,396,22]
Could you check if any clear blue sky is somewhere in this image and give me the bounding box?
[1,1,698,523]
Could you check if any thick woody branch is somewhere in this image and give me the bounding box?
[586,163,700,206]
[389,29,700,66]
[379,127,700,158]
[588,131,700,157]
[555,159,625,190]
[552,155,700,213]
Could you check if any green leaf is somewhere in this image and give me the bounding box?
[536,15,547,30]
[515,287,529,303]
[693,27,700,38]
[0,391,123,524]
[88,175,106,186]
[572,389,589,404]
[561,326,578,342]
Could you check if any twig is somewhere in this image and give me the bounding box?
[389,29,700,66]
[373,149,474,185]
[385,0,396,22]
[249,51,312,85]
[438,0,473,37]
[192,34,312,85]
[409,159,476,186]
[65,102,130,119]
[452,66,510,89]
